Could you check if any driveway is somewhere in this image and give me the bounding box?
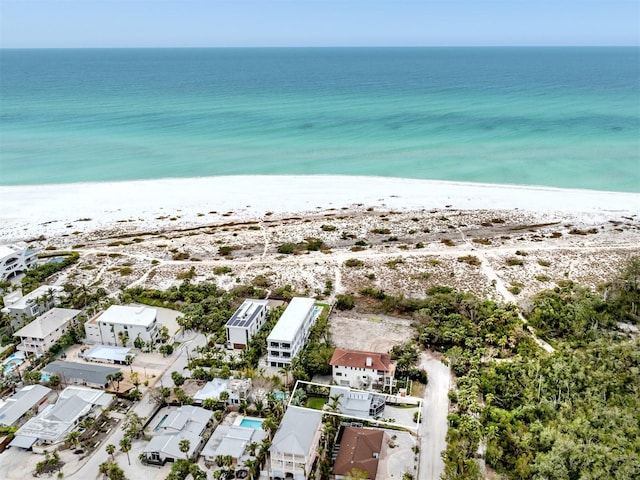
[418,351,451,480]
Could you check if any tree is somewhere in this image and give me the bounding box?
[105,443,116,461]
[178,438,191,460]
[119,436,132,465]
[112,371,124,391]
[122,411,145,439]
[48,375,61,390]
[65,430,81,449]
[278,364,292,390]
[171,371,185,387]
[219,390,229,406]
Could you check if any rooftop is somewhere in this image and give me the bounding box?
[13,308,81,339]
[90,305,157,327]
[82,345,133,363]
[43,360,120,386]
[201,425,267,462]
[267,297,316,343]
[0,243,29,258]
[333,427,384,479]
[2,285,63,310]
[330,348,394,373]
[0,385,52,427]
[12,386,112,445]
[225,299,269,329]
[270,406,322,457]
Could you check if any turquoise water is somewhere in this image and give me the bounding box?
[239,418,264,430]
[2,356,23,374]
[153,414,169,432]
[41,373,50,382]
[1,48,638,191]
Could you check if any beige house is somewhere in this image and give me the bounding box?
[13,308,81,357]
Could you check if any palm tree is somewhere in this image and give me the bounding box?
[119,436,132,465]
[278,364,292,390]
[65,430,81,449]
[105,443,116,461]
[262,417,277,440]
[178,438,191,460]
[112,371,124,391]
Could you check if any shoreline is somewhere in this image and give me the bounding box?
[1,175,638,242]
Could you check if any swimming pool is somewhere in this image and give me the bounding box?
[41,373,51,382]
[2,354,24,374]
[239,418,264,430]
[153,414,169,432]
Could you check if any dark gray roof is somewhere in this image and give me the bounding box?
[43,360,120,386]
[225,300,268,329]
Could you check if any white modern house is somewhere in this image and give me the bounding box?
[84,305,160,347]
[0,243,38,281]
[225,299,269,349]
[2,285,65,331]
[328,386,386,420]
[192,378,252,406]
[201,424,267,467]
[13,308,81,357]
[143,405,212,464]
[10,386,113,450]
[266,297,317,368]
[330,348,396,391]
[269,406,323,480]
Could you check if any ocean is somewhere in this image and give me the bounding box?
[1,47,638,191]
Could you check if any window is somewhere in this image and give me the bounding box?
[336,372,342,376]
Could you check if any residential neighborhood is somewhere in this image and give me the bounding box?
[0,245,435,480]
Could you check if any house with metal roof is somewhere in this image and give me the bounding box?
[333,427,384,480]
[143,405,213,464]
[266,297,317,368]
[330,348,396,391]
[13,308,81,357]
[42,360,121,389]
[0,385,53,427]
[269,406,323,480]
[225,299,269,349]
[10,386,113,450]
[329,386,386,420]
[201,424,267,467]
[192,378,252,406]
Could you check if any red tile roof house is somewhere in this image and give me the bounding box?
[329,348,395,391]
[333,427,384,480]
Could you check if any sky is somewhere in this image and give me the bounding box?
[1,0,638,48]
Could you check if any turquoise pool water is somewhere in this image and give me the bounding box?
[41,374,50,382]
[239,418,264,430]
[154,414,169,432]
[2,355,23,374]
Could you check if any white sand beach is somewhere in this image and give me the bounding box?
[1,175,638,241]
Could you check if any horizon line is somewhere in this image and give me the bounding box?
[1,44,638,50]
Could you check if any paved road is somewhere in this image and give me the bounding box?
[418,352,451,480]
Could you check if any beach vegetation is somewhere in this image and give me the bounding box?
[22,251,80,294]
[457,255,481,266]
[514,250,528,256]
[385,258,404,269]
[506,257,524,266]
[217,245,240,256]
[415,242,425,248]
[440,239,455,247]
[370,227,392,234]
[119,267,133,276]
[176,267,196,280]
[538,259,551,267]
[321,224,337,231]
[277,238,328,254]
[472,238,492,245]
[344,258,364,268]
[335,293,355,310]
[172,251,190,260]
